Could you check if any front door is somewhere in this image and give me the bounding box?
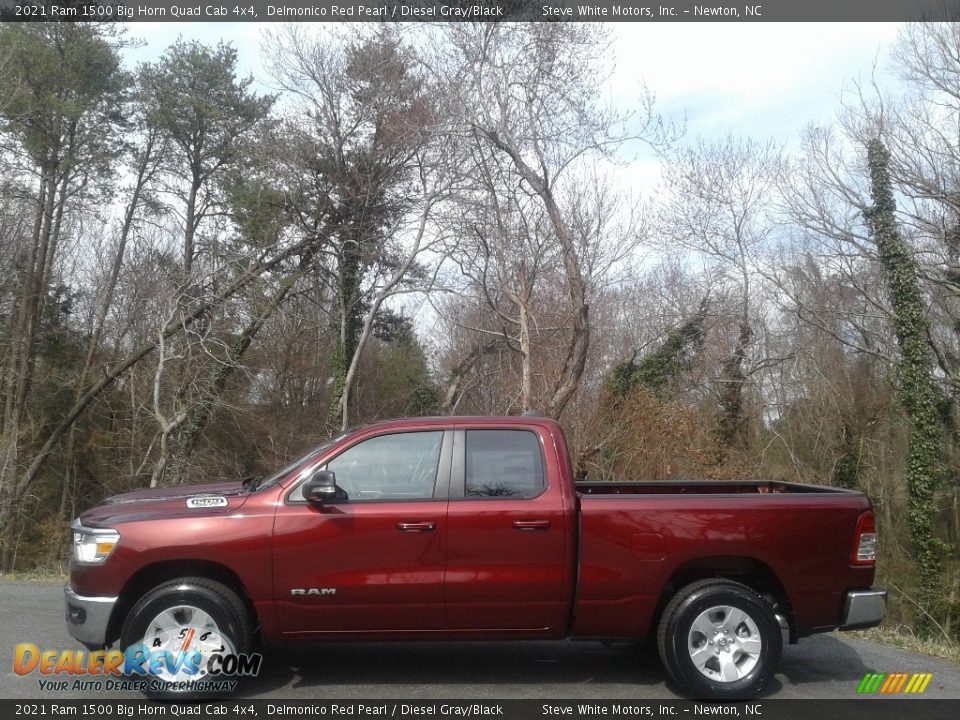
[272,429,451,636]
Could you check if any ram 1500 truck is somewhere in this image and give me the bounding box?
[66,415,885,699]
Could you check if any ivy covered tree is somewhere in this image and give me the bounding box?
[264,28,436,434]
[605,302,708,401]
[865,138,948,632]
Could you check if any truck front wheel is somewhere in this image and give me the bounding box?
[119,577,253,698]
[656,579,782,699]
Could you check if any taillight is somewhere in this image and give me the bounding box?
[851,511,877,565]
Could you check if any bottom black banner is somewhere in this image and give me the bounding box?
[2,700,958,720]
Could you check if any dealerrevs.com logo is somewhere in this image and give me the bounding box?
[14,626,262,694]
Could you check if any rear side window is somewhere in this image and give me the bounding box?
[465,430,545,499]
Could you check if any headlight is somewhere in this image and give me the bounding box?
[71,521,119,565]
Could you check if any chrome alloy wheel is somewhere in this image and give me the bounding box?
[687,605,763,683]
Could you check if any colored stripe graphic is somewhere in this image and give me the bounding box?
[858,672,933,694]
[893,673,909,693]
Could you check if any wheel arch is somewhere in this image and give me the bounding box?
[107,560,259,647]
[653,555,795,643]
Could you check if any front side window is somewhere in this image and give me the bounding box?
[465,430,545,499]
[319,431,444,502]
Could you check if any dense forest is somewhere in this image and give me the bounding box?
[0,21,958,645]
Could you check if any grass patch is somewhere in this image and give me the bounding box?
[853,625,960,664]
[0,567,68,582]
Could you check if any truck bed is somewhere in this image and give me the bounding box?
[572,480,874,642]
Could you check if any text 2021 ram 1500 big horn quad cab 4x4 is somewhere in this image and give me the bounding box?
[66,415,885,699]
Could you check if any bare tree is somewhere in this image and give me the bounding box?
[442,135,560,413]
[427,23,665,418]
[47,124,163,557]
[657,135,781,453]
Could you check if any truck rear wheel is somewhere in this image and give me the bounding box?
[656,579,781,699]
[119,577,252,698]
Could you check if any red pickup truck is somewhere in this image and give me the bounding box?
[66,415,885,699]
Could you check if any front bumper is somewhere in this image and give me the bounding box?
[64,583,117,647]
[840,588,887,630]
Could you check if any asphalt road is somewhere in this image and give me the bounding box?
[2,580,959,701]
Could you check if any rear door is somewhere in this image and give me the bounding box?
[272,429,452,635]
[444,426,569,632]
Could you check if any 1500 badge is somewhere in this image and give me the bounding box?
[186,496,228,509]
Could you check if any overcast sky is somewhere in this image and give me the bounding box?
[123,21,903,192]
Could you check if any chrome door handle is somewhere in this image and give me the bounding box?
[397,521,436,532]
[512,519,551,531]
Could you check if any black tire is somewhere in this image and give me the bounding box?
[657,579,782,699]
[120,577,252,699]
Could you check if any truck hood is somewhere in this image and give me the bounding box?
[78,481,252,527]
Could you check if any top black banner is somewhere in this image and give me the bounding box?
[1,0,959,22]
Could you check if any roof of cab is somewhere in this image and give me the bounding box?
[356,415,561,432]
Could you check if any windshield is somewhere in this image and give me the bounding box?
[255,435,347,491]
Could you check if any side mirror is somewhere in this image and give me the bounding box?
[303,469,337,503]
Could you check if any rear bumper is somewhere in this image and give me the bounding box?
[840,588,887,630]
[64,583,117,647]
